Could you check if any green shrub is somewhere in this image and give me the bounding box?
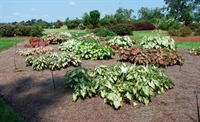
[25,52,81,71]
[168,28,180,36]
[65,63,174,109]
[139,35,176,50]
[179,26,192,37]
[0,25,43,37]
[107,36,133,49]
[158,18,182,30]
[108,24,132,36]
[94,28,116,37]
[194,27,200,36]
[75,40,115,60]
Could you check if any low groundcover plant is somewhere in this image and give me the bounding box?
[65,63,174,109]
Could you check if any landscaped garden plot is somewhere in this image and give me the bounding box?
[0,27,199,121]
[0,44,199,121]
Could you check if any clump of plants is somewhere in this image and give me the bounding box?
[59,39,81,52]
[94,28,117,37]
[139,35,176,50]
[107,36,134,49]
[25,52,81,71]
[17,47,54,56]
[120,48,183,67]
[168,26,192,37]
[42,32,72,44]
[75,40,115,60]
[65,63,174,109]
[190,47,200,56]
[24,38,48,48]
[108,24,133,36]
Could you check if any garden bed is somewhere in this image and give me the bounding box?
[172,36,200,42]
[0,42,199,122]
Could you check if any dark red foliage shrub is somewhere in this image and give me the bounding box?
[24,38,48,48]
[133,23,156,31]
[120,48,183,67]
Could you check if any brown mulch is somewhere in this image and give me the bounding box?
[172,36,200,42]
[0,43,200,122]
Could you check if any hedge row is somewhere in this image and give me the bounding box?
[0,25,43,37]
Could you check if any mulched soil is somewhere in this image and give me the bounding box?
[172,36,200,42]
[0,43,200,122]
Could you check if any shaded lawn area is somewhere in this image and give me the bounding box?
[175,42,200,49]
[0,37,29,52]
[0,98,24,122]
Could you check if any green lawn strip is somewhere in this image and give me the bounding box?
[175,42,200,49]
[132,30,168,41]
[0,98,24,122]
[0,37,29,52]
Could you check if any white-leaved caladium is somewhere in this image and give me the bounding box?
[65,63,174,109]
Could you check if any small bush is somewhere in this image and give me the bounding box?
[188,23,200,30]
[108,24,132,36]
[158,18,182,30]
[168,28,180,36]
[194,27,200,36]
[94,28,116,37]
[179,26,192,37]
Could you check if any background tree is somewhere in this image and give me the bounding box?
[138,7,164,22]
[164,0,195,24]
[89,10,100,27]
[55,20,63,28]
[114,8,134,22]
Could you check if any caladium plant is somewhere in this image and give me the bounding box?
[65,63,174,109]
[42,32,72,44]
[74,40,115,60]
[17,47,54,56]
[107,36,134,49]
[25,52,81,71]
[24,38,48,48]
[139,35,176,50]
[120,48,183,67]
[59,39,81,52]
[190,47,200,56]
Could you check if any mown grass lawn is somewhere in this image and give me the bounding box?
[0,37,29,52]
[132,30,168,41]
[175,42,200,49]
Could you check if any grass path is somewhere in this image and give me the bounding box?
[0,37,29,52]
